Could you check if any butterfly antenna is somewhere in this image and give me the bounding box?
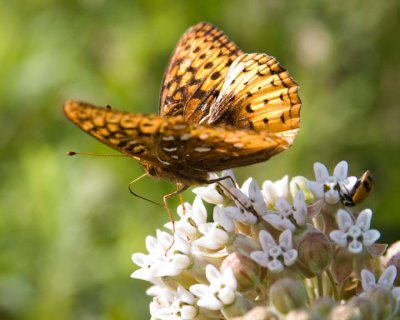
[128,174,163,207]
[164,184,189,256]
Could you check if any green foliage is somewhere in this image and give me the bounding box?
[0,1,399,319]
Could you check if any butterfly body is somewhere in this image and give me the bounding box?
[64,22,301,189]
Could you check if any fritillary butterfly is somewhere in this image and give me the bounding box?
[64,22,301,197]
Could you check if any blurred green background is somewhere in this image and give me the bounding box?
[1,0,399,319]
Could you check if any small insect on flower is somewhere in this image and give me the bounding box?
[64,22,301,215]
[340,170,374,206]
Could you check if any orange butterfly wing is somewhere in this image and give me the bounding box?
[63,101,165,166]
[207,53,301,145]
[159,22,243,123]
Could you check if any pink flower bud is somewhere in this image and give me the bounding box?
[221,253,260,292]
[269,278,307,314]
[295,228,333,277]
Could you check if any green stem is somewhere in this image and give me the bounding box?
[326,269,339,301]
[317,274,323,298]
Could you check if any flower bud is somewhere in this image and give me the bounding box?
[363,287,398,319]
[295,228,333,277]
[221,253,260,292]
[310,297,337,318]
[285,309,312,320]
[290,176,314,203]
[385,241,400,286]
[269,278,307,314]
[346,296,379,320]
[329,304,360,320]
[231,306,279,320]
[221,294,254,319]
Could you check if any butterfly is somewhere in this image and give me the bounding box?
[64,22,301,209]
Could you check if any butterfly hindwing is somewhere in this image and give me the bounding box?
[156,120,289,172]
[159,22,243,123]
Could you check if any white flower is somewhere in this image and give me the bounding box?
[263,191,307,231]
[330,209,380,254]
[193,206,235,251]
[193,170,237,205]
[361,266,400,302]
[190,264,237,311]
[131,230,192,281]
[240,178,268,216]
[250,230,298,273]
[307,161,357,205]
[165,196,207,240]
[262,175,289,208]
[149,286,198,320]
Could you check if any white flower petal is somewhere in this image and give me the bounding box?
[192,186,224,204]
[314,162,329,182]
[131,253,148,267]
[337,209,353,232]
[197,296,222,311]
[250,251,269,268]
[348,239,363,254]
[192,196,207,225]
[334,161,348,180]
[356,209,372,232]
[190,284,208,298]
[218,287,235,305]
[391,287,400,302]
[361,269,376,291]
[263,213,295,231]
[330,230,348,247]
[181,305,197,319]
[275,198,292,215]
[363,230,380,247]
[342,176,357,191]
[177,286,196,305]
[307,181,324,199]
[205,264,222,284]
[283,249,298,266]
[378,265,397,288]
[213,207,235,232]
[267,260,284,273]
[259,230,277,251]
[279,230,293,250]
[324,189,340,205]
[222,267,237,290]
[171,254,191,269]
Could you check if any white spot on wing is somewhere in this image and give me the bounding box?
[163,147,178,152]
[173,124,187,130]
[162,136,175,141]
[199,133,209,140]
[180,133,191,141]
[195,146,212,152]
[234,142,244,149]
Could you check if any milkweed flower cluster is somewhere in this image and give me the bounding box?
[131,161,400,319]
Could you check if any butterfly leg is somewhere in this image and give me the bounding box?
[206,175,258,216]
[128,173,163,207]
[164,183,189,254]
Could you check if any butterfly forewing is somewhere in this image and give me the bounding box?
[64,101,165,166]
[159,22,243,123]
[207,53,301,145]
